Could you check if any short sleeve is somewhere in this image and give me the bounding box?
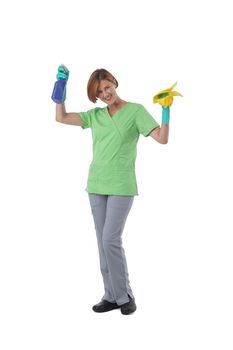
[79,108,96,129]
[135,105,160,137]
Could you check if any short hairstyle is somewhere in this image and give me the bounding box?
[87,68,118,103]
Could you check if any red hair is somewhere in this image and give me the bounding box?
[87,68,118,103]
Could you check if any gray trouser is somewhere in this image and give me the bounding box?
[88,193,134,305]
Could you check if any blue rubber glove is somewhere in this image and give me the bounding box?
[57,65,69,102]
[162,106,170,125]
[51,65,69,103]
[56,65,69,80]
[159,92,170,125]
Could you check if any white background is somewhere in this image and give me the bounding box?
[0,0,232,349]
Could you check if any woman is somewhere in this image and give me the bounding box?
[54,67,170,315]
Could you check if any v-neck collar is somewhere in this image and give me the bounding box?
[105,102,130,118]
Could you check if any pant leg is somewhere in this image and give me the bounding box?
[102,195,134,305]
[88,193,115,302]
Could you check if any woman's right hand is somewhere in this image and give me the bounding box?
[56,64,69,81]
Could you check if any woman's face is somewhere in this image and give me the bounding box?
[97,80,118,105]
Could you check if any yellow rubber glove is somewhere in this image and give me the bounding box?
[153,82,182,107]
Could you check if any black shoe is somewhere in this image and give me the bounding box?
[92,300,120,313]
[120,297,137,315]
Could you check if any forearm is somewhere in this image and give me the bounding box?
[56,103,67,121]
[159,106,169,143]
[158,124,169,144]
[149,111,170,143]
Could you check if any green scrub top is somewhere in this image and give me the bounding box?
[79,102,160,195]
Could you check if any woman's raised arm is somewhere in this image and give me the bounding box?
[55,103,84,126]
